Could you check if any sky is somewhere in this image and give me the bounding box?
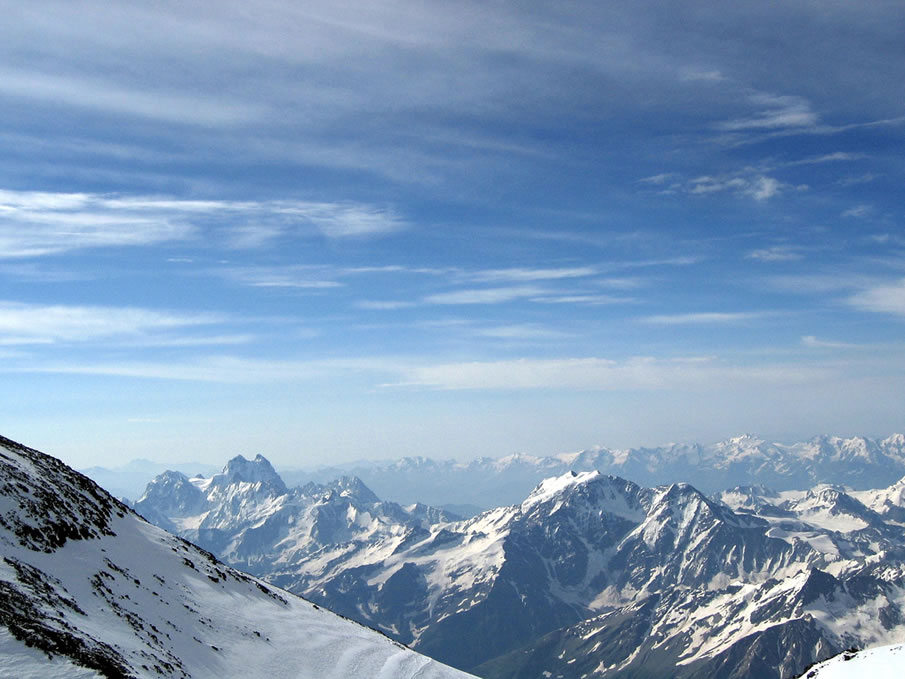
[0,0,903,469]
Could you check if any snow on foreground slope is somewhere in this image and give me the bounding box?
[798,644,905,678]
[0,434,477,679]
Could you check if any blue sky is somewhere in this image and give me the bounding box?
[1,1,903,468]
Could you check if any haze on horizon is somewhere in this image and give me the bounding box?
[0,1,902,469]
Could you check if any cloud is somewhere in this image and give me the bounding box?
[8,355,401,384]
[682,174,798,201]
[276,203,407,238]
[848,279,905,316]
[746,176,783,201]
[0,190,193,258]
[0,301,225,344]
[842,204,872,218]
[468,266,598,283]
[389,355,826,391]
[0,189,407,257]
[718,93,818,132]
[0,68,263,127]
[356,300,418,310]
[474,324,573,340]
[747,246,803,262]
[786,152,867,166]
[533,294,635,305]
[763,274,870,295]
[220,266,343,289]
[801,336,859,349]
[679,69,726,82]
[641,312,767,325]
[652,140,861,203]
[638,172,680,185]
[837,173,879,187]
[423,286,547,305]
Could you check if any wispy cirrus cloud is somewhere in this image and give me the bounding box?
[848,279,905,316]
[785,151,867,166]
[533,294,635,305]
[0,189,407,258]
[220,266,343,290]
[718,93,819,132]
[389,355,827,391]
[424,285,547,305]
[747,246,803,262]
[467,266,598,283]
[6,355,403,384]
[473,324,573,340]
[0,68,264,127]
[688,174,796,201]
[645,170,804,202]
[0,301,225,344]
[274,202,407,238]
[356,300,418,311]
[641,311,768,325]
[842,204,872,218]
[0,190,193,258]
[801,335,860,350]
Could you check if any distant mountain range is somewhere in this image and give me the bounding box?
[0,434,475,679]
[280,433,905,509]
[135,452,905,678]
[82,433,905,510]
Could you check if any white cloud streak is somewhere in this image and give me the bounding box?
[474,324,573,340]
[641,312,767,325]
[424,286,547,305]
[0,301,224,344]
[801,336,859,350]
[848,279,905,316]
[390,356,827,391]
[718,93,818,132]
[747,246,803,262]
[786,152,867,166]
[0,189,407,257]
[221,266,343,290]
[842,204,872,218]
[687,174,795,201]
[0,68,263,126]
[468,266,598,283]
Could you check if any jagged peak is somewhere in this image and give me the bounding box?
[724,433,764,446]
[209,453,287,494]
[330,476,380,504]
[135,470,196,503]
[150,469,190,484]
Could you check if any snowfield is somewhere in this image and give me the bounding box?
[800,644,905,678]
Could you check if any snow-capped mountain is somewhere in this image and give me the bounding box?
[279,433,905,509]
[133,454,456,578]
[138,458,905,677]
[0,434,476,679]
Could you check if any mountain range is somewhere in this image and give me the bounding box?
[0,434,476,679]
[135,451,905,678]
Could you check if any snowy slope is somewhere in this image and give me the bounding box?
[0,434,476,679]
[798,644,905,678]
